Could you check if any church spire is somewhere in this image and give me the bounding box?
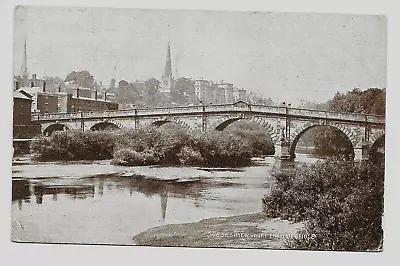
[20,38,29,87]
[21,38,28,79]
[160,42,174,93]
[163,42,172,78]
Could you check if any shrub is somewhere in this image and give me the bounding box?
[194,131,253,167]
[231,127,275,156]
[111,148,159,166]
[262,159,384,251]
[31,124,262,167]
[30,130,115,161]
[152,126,192,164]
[177,146,204,165]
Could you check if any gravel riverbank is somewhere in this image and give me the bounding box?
[133,212,304,249]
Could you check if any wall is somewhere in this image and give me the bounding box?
[13,97,41,139]
[70,97,119,112]
[36,93,59,114]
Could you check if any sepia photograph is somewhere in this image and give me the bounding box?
[11,5,386,252]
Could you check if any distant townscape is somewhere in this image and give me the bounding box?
[14,41,273,115]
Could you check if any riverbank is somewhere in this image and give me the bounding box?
[133,212,304,249]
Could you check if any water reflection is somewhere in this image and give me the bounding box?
[12,179,30,210]
[12,179,96,205]
[12,173,240,221]
[93,175,222,220]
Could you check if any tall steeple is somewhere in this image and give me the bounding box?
[160,42,173,93]
[21,39,29,86]
[163,42,172,78]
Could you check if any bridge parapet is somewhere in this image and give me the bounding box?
[32,112,82,121]
[251,104,286,115]
[287,108,385,124]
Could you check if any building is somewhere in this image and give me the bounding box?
[64,83,92,98]
[218,82,235,103]
[13,90,40,139]
[194,79,214,104]
[70,97,118,112]
[160,42,174,93]
[17,80,118,114]
[233,88,247,102]
[194,79,249,104]
[18,84,59,114]
[213,84,226,104]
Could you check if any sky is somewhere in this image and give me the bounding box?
[13,6,387,104]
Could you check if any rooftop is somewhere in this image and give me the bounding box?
[13,90,32,101]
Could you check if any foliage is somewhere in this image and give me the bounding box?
[32,122,275,166]
[30,130,115,161]
[111,148,158,166]
[171,77,197,105]
[194,131,253,167]
[328,88,386,116]
[177,146,204,165]
[64,70,95,89]
[262,159,384,251]
[312,127,354,158]
[227,120,275,156]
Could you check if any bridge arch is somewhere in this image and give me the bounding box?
[90,121,122,131]
[43,123,70,136]
[212,115,278,144]
[151,118,192,132]
[289,123,356,158]
[370,133,385,158]
[370,131,385,148]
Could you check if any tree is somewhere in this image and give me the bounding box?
[64,70,95,89]
[171,77,196,104]
[328,88,386,116]
[144,78,160,96]
[43,76,64,92]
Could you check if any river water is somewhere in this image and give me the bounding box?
[11,154,320,245]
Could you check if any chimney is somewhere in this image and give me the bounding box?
[76,87,80,98]
[104,91,107,101]
[58,86,61,93]
[31,81,34,87]
[43,81,46,92]
[15,81,19,91]
[32,74,37,80]
[95,90,98,100]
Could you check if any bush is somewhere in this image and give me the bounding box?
[177,146,204,165]
[194,131,253,167]
[30,130,115,161]
[111,148,158,166]
[31,124,263,167]
[262,159,384,251]
[231,128,275,156]
[227,121,275,156]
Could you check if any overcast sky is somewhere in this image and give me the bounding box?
[13,6,387,104]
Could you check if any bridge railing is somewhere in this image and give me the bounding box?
[249,104,286,115]
[32,112,82,120]
[287,108,385,123]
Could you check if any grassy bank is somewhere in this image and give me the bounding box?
[30,123,275,167]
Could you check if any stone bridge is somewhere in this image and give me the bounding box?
[32,101,385,161]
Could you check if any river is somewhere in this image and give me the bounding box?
[11,154,320,245]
